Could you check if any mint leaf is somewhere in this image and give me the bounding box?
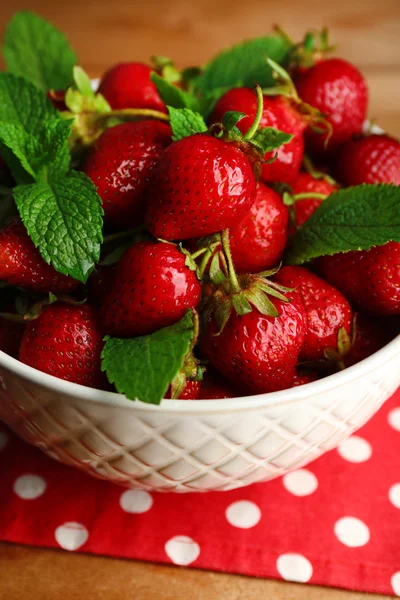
[285,184,400,265]
[168,107,207,141]
[3,11,77,91]
[151,73,199,111]
[0,73,59,135]
[13,171,103,283]
[102,311,195,404]
[252,127,293,153]
[195,36,289,94]
[0,123,37,182]
[0,74,72,182]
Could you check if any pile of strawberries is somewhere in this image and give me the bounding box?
[0,23,399,402]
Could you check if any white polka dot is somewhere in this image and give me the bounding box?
[338,435,372,463]
[55,522,89,551]
[283,469,318,496]
[276,553,313,582]
[389,484,400,509]
[225,500,262,529]
[165,536,200,566]
[391,572,400,596]
[13,474,46,499]
[388,408,400,432]
[334,517,370,547]
[120,490,153,514]
[0,429,9,451]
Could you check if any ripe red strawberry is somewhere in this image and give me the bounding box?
[83,120,171,230]
[101,241,202,336]
[0,221,79,293]
[229,183,288,273]
[200,296,306,394]
[97,62,166,113]
[292,370,319,387]
[317,242,400,315]
[145,134,257,240]
[0,318,25,358]
[343,314,394,368]
[275,266,353,361]
[295,58,368,156]
[336,134,400,186]
[197,370,236,399]
[165,380,201,400]
[290,172,338,228]
[19,303,104,388]
[210,87,305,183]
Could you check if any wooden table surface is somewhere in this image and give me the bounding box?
[0,0,399,598]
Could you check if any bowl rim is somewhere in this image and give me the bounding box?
[0,333,399,414]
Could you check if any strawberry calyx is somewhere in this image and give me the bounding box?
[201,230,292,333]
[151,55,182,84]
[274,25,335,70]
[207,85,279,173]
[62,66,169,146]
[0,292,58,323]
[323,315,357,370]
[263,58,332,141]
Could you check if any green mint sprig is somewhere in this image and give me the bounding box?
[3,11,77,92]
[101,311,196,404]
[168,107,208,141]
[194,36,290,94]
[0,73,103,283]
[285,184,400,265]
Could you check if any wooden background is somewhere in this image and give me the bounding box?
[1,0,400,135]
[0,0,399,598]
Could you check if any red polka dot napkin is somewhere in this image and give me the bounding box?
[1,388,400,596]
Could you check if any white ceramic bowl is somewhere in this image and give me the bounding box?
[0,334,399,492]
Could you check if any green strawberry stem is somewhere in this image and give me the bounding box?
[292,192,328,201]
[221,229,241,293]
[243,85,264,141]
[303,154,338,186]
[98,108,170,123]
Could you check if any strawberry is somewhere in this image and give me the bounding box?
[83,120,171,230]
[343,314,395,367]
[317,242,400,315]
[336,134,400,186]
[229,183,288,273]
[19,303,104,388]
[290,172,338,228]
[97,62,167,113]
[165,380,201,400]
[0,317,25,358]
[0,221,79,293]
[292,370,319,387]
[210,87,306,183]
[101,241,202,336]
[275,266,353,361]
[200,295,306,394]
[294,58,368,157]
[197,370,236,399]
[145,134,257,240]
